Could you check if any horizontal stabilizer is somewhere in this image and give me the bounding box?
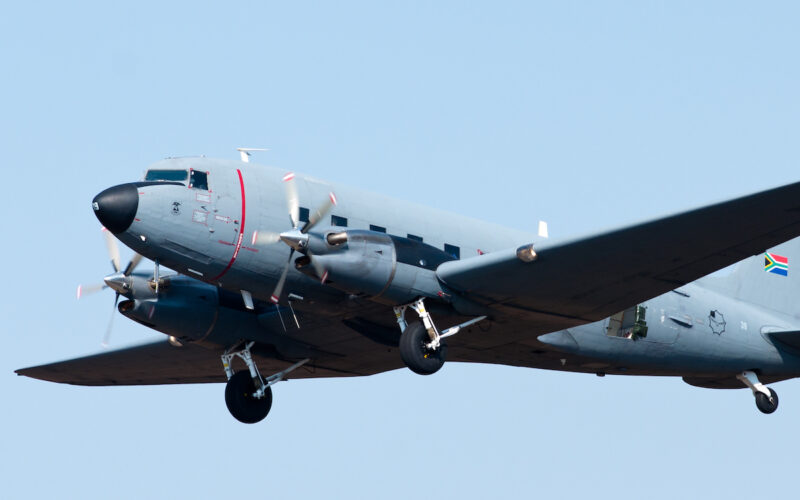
[768,330,800,351]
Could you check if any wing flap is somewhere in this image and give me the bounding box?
[438,181,800,327]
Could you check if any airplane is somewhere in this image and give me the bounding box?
[15,152,800,423]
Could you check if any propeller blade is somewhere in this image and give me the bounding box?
[123,253,143,276]
[154,260,160,295]
[101,292,121,347]
[270,249,295,304]
[102,228,121,273]
[305,248,328,283]
[303,192,337,234]
[283,172,300,229]
[77,283,106,299]
[251,230,281,246]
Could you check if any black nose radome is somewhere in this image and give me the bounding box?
[92,183,139,234]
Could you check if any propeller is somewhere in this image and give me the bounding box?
[101,293,121,347]
[77,227,145,347]
[103,227,121,273]
[250,172,337,303]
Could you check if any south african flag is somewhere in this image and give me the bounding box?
[765,252,789,276]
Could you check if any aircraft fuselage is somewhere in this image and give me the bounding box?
[93,157,800,385]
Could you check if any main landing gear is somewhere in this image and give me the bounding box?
[393,298,486,376]
[221,341,309,423]
[737,370,779,414]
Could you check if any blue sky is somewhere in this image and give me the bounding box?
[3,1,800,498]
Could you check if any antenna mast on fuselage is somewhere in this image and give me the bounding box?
[237,147,269,163]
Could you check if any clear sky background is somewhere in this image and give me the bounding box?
[2,1,799,498]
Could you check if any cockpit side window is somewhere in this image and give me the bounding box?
[145,169,188,182]
[189,169,209,190]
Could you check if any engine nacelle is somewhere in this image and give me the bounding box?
[118,275,324,358]
[119,275,221,342]
[300,230,456,305]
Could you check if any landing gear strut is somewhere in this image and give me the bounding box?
[393,298,486,376]
[221,341,309,423]
[736,370,779,414]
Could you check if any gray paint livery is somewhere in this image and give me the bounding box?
[16,155,800,421]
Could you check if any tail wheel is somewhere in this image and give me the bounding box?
[399,321,447,375]
[225,371,272,424]
[755,387,779,414]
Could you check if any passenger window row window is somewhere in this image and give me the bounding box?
[444,244,460,260]
[298,207,310,223]
[331,215,348,227]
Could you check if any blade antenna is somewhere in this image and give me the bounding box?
[275,304,287,332]
[287,298,301,329]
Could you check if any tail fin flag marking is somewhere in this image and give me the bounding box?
[765,252,789,276]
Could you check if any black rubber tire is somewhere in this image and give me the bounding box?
[224,371,273,424]
[755,387,779,414]
[399,321,447,375]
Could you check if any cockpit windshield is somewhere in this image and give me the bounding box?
[144,169,188,182]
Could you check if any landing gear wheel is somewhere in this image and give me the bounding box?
[225,371,273,424]
[399,321,447,375]
[755,387,779,414]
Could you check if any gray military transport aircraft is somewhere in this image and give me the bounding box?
[16,153,800,423]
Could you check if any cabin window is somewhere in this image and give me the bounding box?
[189,169,208,190]
[370,224,386,233]
[331,215,348,227]
[444,244,460,260]
[299,207,310,223]
[407,234,423,242]
[144,169,188,182]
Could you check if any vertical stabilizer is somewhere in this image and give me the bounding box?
[698,236,800,316]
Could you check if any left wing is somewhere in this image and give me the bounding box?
[438,181,800,330]
[16,338,404,386]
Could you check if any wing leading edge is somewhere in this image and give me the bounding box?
[438,180,800,328]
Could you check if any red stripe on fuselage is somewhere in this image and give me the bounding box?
[209,169,246,282]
